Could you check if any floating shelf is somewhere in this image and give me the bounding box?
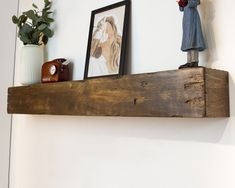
[7,67,229,117]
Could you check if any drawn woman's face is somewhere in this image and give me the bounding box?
[99,21,115,44]
[106,22,115,42]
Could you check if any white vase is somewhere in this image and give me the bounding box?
[20,44,44,85]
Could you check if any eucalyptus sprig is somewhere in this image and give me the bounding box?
[12,0,54,45]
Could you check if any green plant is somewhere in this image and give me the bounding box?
[12,0,54,45]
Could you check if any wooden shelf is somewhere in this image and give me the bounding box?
[7,67,230,117]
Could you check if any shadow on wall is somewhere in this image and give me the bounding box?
[200,0,218,67]
[31,115,229,145]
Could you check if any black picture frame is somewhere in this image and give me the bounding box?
[84,0,130,79]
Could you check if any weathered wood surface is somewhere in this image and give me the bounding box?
[7,67,229,117]
[205,68,230,117]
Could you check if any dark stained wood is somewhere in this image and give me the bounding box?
[7,67,230,117]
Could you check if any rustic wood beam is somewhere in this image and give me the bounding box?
[7,67,229,117]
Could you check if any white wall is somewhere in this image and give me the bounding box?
[10,0,235,188]
[0,0,18,188]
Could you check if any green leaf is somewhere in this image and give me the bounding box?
[20,35,32,44]
[45,17,54,23]
[12,15,18,24]
[44,0,51,8]
[20,23,33,33]
[44,0,49,4]
[32,31,41,38]
[24,10,37,21]
[19,15,27,23]
[35,17,45,25]
[32,3,38,9]
[42,28,53,37]
[43,7,51,12]
[32,31,41,44]
[46,11,53,15]
[17,22,21,28]
[38,23,47,31]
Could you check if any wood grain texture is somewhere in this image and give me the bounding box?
[7,67,229,117]
[205,68,230,117]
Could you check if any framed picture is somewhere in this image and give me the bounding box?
[84,0,130,79]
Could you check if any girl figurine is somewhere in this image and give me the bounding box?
[177,0,206,69]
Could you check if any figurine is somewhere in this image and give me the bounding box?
[177,0,206,69]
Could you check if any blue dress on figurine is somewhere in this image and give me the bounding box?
[178,0,206,69]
